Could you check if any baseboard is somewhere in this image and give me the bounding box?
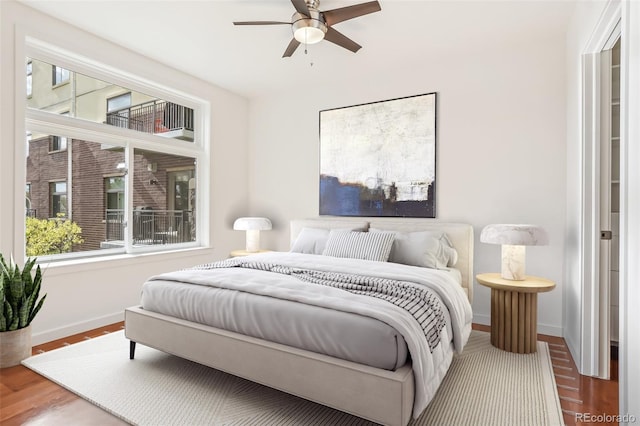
[32,311,124,346]
[473,313,491,327]
[563,332,581,373]
[472,313,563,337]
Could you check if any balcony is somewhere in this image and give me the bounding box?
[103,208,194,247]
[106,100,194,142]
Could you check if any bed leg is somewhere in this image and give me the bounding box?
[129,341,136,359]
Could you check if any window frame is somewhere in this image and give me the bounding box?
[23,40,208,263]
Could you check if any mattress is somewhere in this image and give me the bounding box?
[141,260,460,371]
[142,278,413,370]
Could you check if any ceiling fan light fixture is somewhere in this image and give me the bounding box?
[294,26,325,44]
[291,10,327,44]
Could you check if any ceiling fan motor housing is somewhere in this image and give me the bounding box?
[291,10,327,44]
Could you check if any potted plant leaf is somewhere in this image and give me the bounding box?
[0,255,46,368]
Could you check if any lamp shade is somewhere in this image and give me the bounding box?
[480,224,548,246]
[480,224,548,281]
[233,217,272,252]
[233,217,272,231]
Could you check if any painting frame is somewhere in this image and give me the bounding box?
[319,92,437,218]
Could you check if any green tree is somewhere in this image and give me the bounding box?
[25,215,84,256]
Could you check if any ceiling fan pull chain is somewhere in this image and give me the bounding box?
[303,31,314,66]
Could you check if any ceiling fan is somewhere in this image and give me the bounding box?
[234,0,381,58]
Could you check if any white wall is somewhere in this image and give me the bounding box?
[0,2,250,344]
[247,36,568,336]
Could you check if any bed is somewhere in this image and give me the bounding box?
[124,218,474,426]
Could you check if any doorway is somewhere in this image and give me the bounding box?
[598,37,621,380]
[577,0,621,381]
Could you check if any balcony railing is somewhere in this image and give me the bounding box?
[106,100,194,136]
[105,209,194,245]
[26,208,37,218]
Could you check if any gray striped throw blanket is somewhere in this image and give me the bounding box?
[193,258,446,352]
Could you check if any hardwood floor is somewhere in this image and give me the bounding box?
[1,323,618,425]
[0,323,127,426]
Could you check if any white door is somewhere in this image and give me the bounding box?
[598,37,621,380]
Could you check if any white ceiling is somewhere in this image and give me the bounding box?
[19,0,577,99]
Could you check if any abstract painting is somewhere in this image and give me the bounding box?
[319,92,437,218]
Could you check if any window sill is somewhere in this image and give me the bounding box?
[52,81,70,89]
[37,245,214,277]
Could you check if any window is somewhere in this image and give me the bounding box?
[29,58,195,143]
[107,93,131,113]
[49,181,67,218]
[105,176,125,210]
[50,135,68,152]
[26,61,32,97]
[25,51,203,261]
[52,65,70,85]
[107,93,132,130]
[132,150,196,246]
[26,131,31,157]
[26,183,35,217]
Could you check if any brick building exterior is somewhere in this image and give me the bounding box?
[26,135,195,252]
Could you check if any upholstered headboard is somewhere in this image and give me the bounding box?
[290,218,474,302]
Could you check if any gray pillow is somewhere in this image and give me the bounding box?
[370,229,458,269]
[322,230,396,262]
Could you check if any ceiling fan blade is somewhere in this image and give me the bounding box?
[290,0,310,16]
[283,38,301,57]
[234,21,290,25]
[324,27,362,53]
[323,1,381,26]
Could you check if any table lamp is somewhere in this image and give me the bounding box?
[480,224,549,280]
[233,217,272,252]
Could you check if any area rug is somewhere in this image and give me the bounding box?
[22,330,563,425]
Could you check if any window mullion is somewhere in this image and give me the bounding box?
[67,138,73,220]
[26,109,201,159]
[124,145,134,252]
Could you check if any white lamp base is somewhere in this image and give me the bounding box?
[501,244,526,280]
[245,230,261,253]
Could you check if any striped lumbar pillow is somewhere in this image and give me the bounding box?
[322,230,396,262]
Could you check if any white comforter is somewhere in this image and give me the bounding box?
[150,251,472,418]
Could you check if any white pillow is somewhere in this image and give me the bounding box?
[370,229,458,269]
[290,227,331,254]
[322,230,396,262]
[290,227,359,255]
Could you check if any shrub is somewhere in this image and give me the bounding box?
[25,215,84,256]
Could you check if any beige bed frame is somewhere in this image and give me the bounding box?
[125,219,473,426]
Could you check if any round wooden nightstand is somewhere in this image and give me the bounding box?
[476,273,555,354]
[229,249,272,258]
